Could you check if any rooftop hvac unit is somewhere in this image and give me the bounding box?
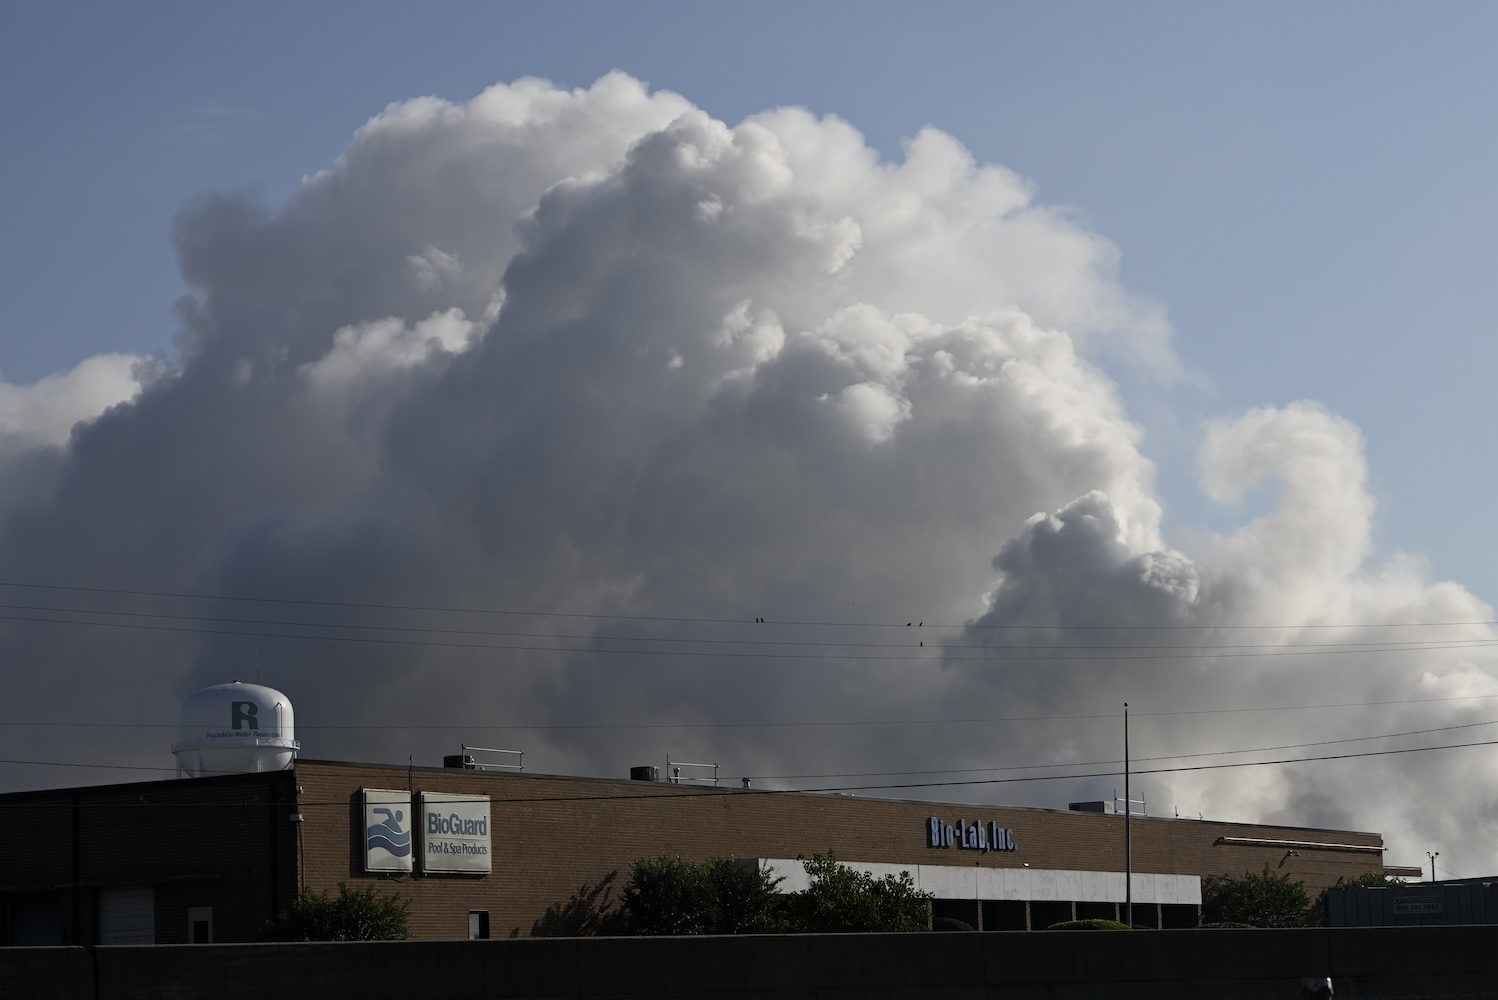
[630,765,660,782]
[448,746,522,771]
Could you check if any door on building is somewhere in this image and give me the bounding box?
[187,906,213,944]
[99,886,155,945]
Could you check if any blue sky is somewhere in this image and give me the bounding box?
[5,2,1494,605]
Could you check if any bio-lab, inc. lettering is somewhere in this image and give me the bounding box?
[927,816,1016,853]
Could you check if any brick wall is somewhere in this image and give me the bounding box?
[294,760,1386,940]
[0,762,1387,943]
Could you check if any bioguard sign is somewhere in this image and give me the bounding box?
[420,792,492,874]
[359,789,491,875]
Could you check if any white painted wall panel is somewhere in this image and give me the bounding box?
[757,860,1199,905]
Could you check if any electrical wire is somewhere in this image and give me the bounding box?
[3,610,1494,663]
[745,716,1498,781]
[0,733,1490,815]
[4,600,1495,654]
[3,579,1497,632]
[3,728,1496,795]
[794,738,1498,793]
[6,582,1498,798]
[5,698,1498,734]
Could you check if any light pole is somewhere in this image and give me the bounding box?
[1124,702,1132,928]
[1428,851,1440,883]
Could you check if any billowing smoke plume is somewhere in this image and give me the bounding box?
[1,73,1492,875]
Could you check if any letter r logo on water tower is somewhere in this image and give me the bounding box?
[232,702,258,730]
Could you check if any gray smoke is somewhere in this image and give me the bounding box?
[0,73,1491,875]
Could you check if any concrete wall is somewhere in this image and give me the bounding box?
[6,927,1498,1000]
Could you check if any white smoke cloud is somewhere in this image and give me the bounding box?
[0,73,1491,876]
[0,353,146,456]
[955,402,1498,869]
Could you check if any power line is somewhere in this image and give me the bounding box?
[0,735,1494,808]
[796,738,1498,793]
[4,600,1495,654]
[4,727,1497,795]
[3,579,1496,632]
[5,697,1498,734]
[748,717,1498,781]
[0,758,183,774]
[3,610,1493,664]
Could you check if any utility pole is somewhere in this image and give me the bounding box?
[1428,851,1440,883]
[1124,702,1132,928]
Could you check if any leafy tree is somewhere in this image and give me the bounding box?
[1201,867,1311,928]
[789,852,932,933]
[619,856,784,935]
[618,851,931,935]
[1331,871,1407,889]
[262,882,410,941]
[705,857,786,934]
[620,855,713,934]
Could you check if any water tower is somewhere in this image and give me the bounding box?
[171,681,299,777]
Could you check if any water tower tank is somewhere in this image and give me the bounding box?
[171,681,299,778]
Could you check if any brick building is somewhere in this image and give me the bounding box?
[0,758,1392,944]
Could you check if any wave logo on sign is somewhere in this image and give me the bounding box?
[367,807,411,858]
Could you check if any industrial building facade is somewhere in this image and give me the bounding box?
[0,759,1391,944]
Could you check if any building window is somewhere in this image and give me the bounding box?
[980,899,1027,931]
[1076,901,1118,922]
[1029,900,1073,930]
[931,899,979,930]
[6,892,64,945]
[187,906,213,944]
[468,910,490,940]
[1161,903,1200,929]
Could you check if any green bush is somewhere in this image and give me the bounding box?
[932,917,975,932]
[1196,921,1259,929]
[618,850,933,935]
[1201,867,1311,928]
[789,851,933,933]
[1046,918,1131,930]
[620,855,713,934]
[619,855,784,935]
[706,857,786,934]
[262,882,410,941]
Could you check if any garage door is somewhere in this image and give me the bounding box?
[99,886,155,944]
